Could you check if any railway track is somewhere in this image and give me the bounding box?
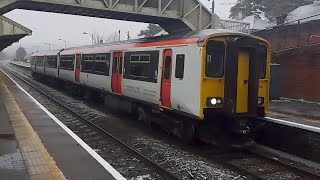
[5,63,320,179]
[3,64,179,180]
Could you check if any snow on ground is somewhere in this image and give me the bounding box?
[133,137,242,180]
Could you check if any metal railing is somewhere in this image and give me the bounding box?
[220,19,251,34]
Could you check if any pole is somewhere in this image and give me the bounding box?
[118,30,121,41]
[211,0,215,29]
[127,31,130,40]
[58,39,67,48]
[91,34,94,45]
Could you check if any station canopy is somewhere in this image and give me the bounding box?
[0,16,32,51]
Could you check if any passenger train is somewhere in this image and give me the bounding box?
[30,29,271,142]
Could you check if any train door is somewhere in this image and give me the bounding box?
[236,50,250,113]
[161,49,172,108]
[111,52,123,94]
[43,56,46,73]
[34,57,37,71]
[75,54,81,83]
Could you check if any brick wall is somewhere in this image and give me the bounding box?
[254,20,320,102]
[277,52,320,102]
[255,19,320,51]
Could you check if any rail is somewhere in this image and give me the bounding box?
[4,66,180,180]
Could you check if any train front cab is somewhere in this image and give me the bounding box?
[200,34,270,129]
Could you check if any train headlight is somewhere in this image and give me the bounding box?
[211,98,217,105]
[258,97,264,105]
[207,97,223,106]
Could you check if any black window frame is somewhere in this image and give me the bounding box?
[205,41,225,78]
[31,57,36,65]
[128,54,151,78]
[81,53,111,76]
[36,56,45,66]
[175,54,185,79]
[164,56,172,79]
[123,51,159,83]
[258,46,267,79]
[60,55,75,71]
[81,55,94,73]
[46,56,58,68]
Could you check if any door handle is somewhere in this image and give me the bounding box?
[244,80,248,85]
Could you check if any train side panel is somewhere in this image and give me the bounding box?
[122,49,161,105]
[59,69,75,82]
[45,67,58,77]
[170,44,201,118]
[86,73,110,91]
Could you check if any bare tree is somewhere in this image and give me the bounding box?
[93,32,105,44]
[105,31,119,42]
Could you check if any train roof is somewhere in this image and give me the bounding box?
[32,50,60,56]
[32,29,266,56]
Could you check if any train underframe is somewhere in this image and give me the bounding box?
[32,72,258,147]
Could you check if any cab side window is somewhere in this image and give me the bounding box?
[175,54,185,79]
[206,41,225,78]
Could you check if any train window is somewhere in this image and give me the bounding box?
[60,55,74,70]
[123,51,159,83]
[31,57,36,65]
[130,55,139,62]
[94,55,108,75]
[119,57,123,74]
[175,54,185,79]
[130,54,150,63]
[46,56,57,68]
[206,41,225,78]
[130,63,149,77]
[112,57,118,72]
[140,55,150,62]
[36,57,44,66]
[258,46,267,79]
[82,55,94,72]
[164,56,172,79]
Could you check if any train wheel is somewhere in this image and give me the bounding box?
[182,121,196,144]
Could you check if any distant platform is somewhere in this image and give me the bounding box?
[0,68,125,179]
[10,61,30,69]
[267,98,320,133]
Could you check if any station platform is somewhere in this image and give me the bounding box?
[267,99,320,133]
[0,69,125,179]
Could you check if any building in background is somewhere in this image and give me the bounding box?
[254,1,320,102]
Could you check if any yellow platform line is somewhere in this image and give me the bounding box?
[0,76,66,180]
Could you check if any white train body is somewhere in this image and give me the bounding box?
[31,29,271,123]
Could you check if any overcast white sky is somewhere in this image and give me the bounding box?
[3,0,236,56]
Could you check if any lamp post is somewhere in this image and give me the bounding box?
[209,0,215,28]
[44,43,52,50]
[32,45,38,52]
[58,39,67,48]
[83,32,94,45]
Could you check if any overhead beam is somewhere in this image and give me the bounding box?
[0,0,250,34]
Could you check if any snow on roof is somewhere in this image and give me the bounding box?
[242,15,273,30]
[286,3,320,23]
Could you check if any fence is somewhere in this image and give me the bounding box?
[220,19,251,34]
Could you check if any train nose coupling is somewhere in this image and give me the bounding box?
[232,121,250,135]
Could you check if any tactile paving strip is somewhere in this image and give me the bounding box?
[0,76,66,180]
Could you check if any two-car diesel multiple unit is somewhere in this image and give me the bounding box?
[31,29,271,140]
